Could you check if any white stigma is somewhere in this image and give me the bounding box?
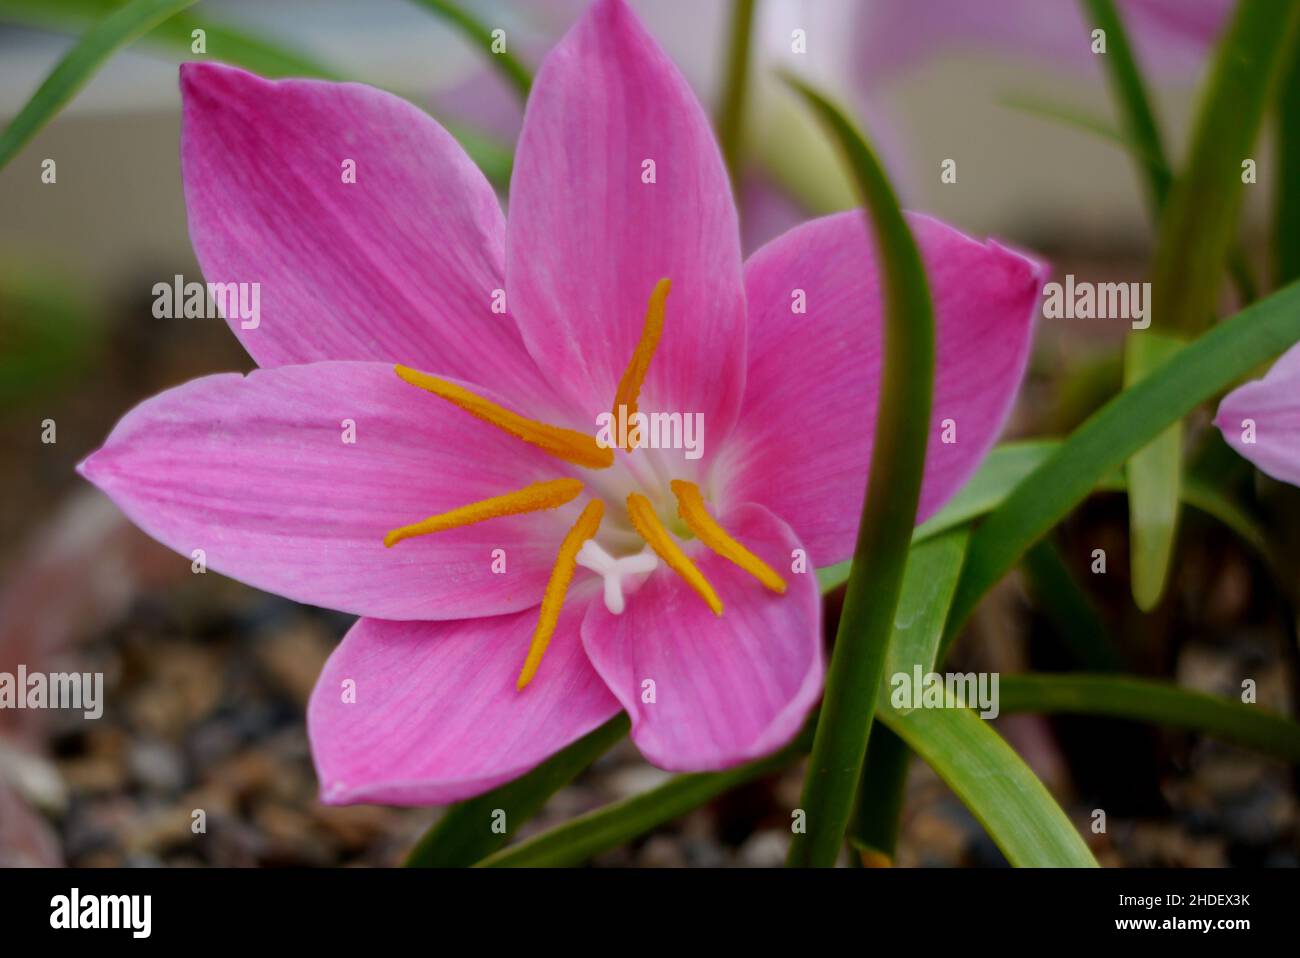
[575,541,659,614]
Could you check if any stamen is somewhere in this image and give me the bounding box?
[670,480,787,594]
[611,279,671,451]
[518,499,604,690]
[384,478,583,548]
[626,491,722,615]
[395,365,613,470]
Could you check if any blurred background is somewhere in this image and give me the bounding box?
[1,0,1296,867]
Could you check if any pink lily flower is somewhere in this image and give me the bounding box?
[1215,344,1300,486]
[78,0,1046,805]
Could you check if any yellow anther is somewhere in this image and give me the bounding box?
[384,478,583,548]
[626,491,722,615]
[395,365,613,470]
[611,279,671,451]
[670,480,787,594]
[517,499,604,690]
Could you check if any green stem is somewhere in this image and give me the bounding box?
[1079,0,1169,219]
[847,726,910,865]
[716,0,758,188]
[404,715,628,867]
[780,77,935,868]
[406,0,532,100]
[479,724,812,867]
[1275,30,1300,286]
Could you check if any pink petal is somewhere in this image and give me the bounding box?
[720,211,1046,567]
[180,63,548,404]
[1214,343,1300,486]
[78,362,580,620]
[505,0,746,440]
[308,601,620,805]
[581,504,822,771]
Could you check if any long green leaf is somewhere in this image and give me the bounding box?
[880,704,1098,867]
[0,0,339,78]
[817,437,1270,596]
[478,725,812,868]
[1276,30,1300,286]
[0,0,199,169]
[851,529,968,865]
[1125,0,1300,609]
[998,674,1300,762]
[780,76,934,869]
[1079,0,1169,218]
[1022,539,1124,673]
[715,0,758,186]
[403,715,629,868]
[944,278,1300,647]
[406,0,532,99]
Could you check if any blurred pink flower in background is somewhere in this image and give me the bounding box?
[1216,344,1300,487]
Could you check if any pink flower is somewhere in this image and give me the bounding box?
[1215,344,1300,487]
[78,0,1045,805]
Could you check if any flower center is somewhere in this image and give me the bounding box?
[384,279,787,689]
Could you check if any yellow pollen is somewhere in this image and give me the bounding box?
[517,499,604,690]
[611,279,671,451]
[394,365,614,470]
[670,480,787,594]
[384,478,583,548]
[626,491,722,616]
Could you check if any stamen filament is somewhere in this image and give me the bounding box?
[670,480,787,594]
[517,499,604,690]
[611,279,671,451]
[384,478,583,548]
[395,365,614,470]
[626,491,723,615]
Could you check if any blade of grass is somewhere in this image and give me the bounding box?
[405,0,532,100]
[1276,30,1300,285]
[403,715,629,868]
[0,0,199,169]
[779,76,935,868]
[1125,0,1300,609]
[850,529,968,866]
[478,724,813,868]
[1078,0,1169,217]
[715,0,758,187]
[880,703,1097,867]
[944,277,1300,650]
[998,674,1300,762]
[0,0,339,77]
[1022,539,1125,673]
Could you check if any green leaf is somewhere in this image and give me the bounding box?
[403,715,629,868]
[1078,0,1169,218]
[882,529,970,693]
[879,704,1098,867]
[1275,30,1300,285]
[406,0,532,99]
[0,0,339,78]
[850,529,968,865]
[998,674,1300,762]
[1022,539,1124,673]
[779,76,935,869]
[944,278,1300,647]
[478,724,813,868]
[0,0,199,169]
[1124,332,1184,611]
[715,0,758,186]
[1123,0,1300,609]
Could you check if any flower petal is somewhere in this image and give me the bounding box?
[308,601,620,806]
[1214,342,1300,486]
[506,0,746,438]
[581,503,822,771]
[180,63,547,402]
[78,362,579,620]
[719,211,1046,567]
